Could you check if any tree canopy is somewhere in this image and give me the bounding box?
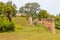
[38,9,54,20]
[19,2,40,16]
[0,1,17,22]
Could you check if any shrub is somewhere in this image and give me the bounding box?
[55,21,60,30]
[0,16,15,32]
[7,22,15,31]
[55,16,60,30]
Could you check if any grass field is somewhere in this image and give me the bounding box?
[0,16,60,40]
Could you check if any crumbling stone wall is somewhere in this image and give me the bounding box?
[41,18,56,33]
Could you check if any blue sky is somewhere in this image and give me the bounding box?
[0,0,60,15]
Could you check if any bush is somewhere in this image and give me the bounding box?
[55,16,60,30]
[0,16,15,32]
[7,22,15,31]
[55,21,60,30]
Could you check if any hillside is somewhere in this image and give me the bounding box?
[0,16,60,40]
[12,16,48,32]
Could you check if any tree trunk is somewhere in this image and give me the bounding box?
[7,16,11,22]
[28,16,33,25]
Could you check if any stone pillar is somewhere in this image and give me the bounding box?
[49,19,56,34]
[28,16,33,25]
[41,18,56,33]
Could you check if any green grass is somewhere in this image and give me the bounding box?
[0,16,60,40]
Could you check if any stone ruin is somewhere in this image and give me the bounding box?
[40,18,56,33]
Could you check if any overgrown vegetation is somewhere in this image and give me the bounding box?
[55,16,60,30]
[0,16,15,32]
[0,1,15,32]
[0,0,60,40]
[38,9,54,20]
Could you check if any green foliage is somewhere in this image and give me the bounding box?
[5,3,16,22]
[55,21,60,29]
[19,2,40,18]
[19,6,25,13]
[6,22,15,31]
[38,9,53,20]
[0,2,5,14]
[0,1,17,22]
[0,16,15,32]
[55,16,60,29]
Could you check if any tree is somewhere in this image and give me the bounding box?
[7,0,12,4]
[19,2,40,25]
[0,1,17,22]
[38,9,53,20]
[4,1,17,22]
[25,2,40,25]
[32,2,40,13]
[19,6,25,14]
[0,2,5,15]
[0,2,15,31]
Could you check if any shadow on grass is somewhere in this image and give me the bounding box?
[55,27,60,30]
[0,29,15,33]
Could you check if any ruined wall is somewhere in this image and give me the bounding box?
[41,18,56,33]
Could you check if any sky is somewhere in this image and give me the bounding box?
[0,0,60,15]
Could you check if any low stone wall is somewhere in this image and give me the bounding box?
[41,18,56,33]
